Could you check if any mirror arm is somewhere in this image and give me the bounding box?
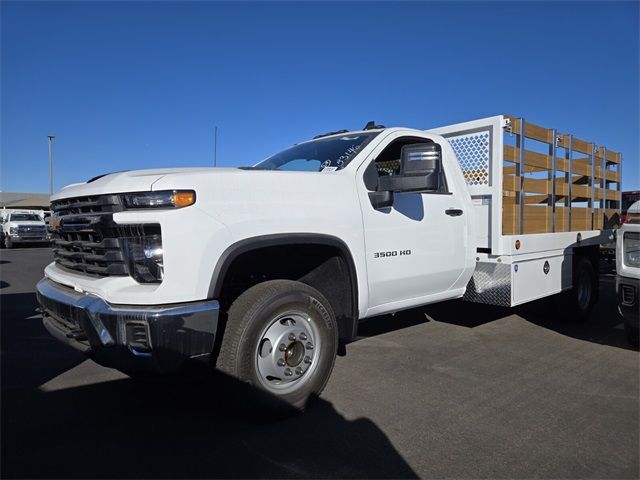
[368,190,394,210]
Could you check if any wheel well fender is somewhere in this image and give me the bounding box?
[209,234,360,342]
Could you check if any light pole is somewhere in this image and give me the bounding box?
[214,126,218,167]
[47,135,55,195]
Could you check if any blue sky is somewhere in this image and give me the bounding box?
[2,1,638,193]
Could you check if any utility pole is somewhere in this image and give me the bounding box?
[214,126,218,167]
[47,135,55,195]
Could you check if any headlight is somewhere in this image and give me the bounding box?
[624,232,640,268]
[121,225,164,283]
[9,227,17,235]
[122,190,195,209]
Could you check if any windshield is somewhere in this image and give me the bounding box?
[10,214,42,222]
[250,132,379,172]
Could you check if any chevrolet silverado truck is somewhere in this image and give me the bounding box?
[1,209,50,249]
[37,115,622,409]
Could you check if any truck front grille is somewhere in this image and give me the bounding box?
[51,194,123,217]
[17,225,47,237]
[53,234,127,276]
[50,194,159,278]
[51,211,129,276]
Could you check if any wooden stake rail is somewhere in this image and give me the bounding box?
[503,146,621,181]
[502,115,621,235]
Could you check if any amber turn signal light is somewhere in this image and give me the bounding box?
[171,191,196,208]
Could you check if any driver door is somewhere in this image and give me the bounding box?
[356,133,468,313]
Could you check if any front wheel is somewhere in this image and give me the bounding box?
[217,280,338,411]
[4,236,13,249]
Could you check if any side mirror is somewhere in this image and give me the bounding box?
[378,143,443,193]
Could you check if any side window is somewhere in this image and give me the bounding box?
[365,137,449,193]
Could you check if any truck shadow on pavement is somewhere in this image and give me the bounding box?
[513,271,635,351]
[358,266,635,352]
[1,293,87,391]
[2,372,418,479]
[1,292,417,479]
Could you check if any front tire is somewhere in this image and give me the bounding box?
[4,237,13,249]
[217,280,338,411]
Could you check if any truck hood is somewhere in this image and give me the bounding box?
[151,167,350,198]
[150,167,357,229]
[52,167,350,202]
[51,167,358,232]
[51,167,220,201]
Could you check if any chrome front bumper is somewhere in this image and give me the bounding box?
[36,277,220,374]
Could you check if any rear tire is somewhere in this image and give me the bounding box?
[565,256,597,321]
[217,280,338,413]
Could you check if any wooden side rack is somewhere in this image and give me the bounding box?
[501,115,621,235]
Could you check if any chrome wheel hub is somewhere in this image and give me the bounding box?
[255,311,319,391]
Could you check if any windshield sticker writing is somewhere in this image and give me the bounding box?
[335,145,362,167]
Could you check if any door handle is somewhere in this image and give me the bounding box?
[445,208,463,217]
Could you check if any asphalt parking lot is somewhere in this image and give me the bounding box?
[1,246,638,479]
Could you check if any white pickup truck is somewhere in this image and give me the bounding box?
[37,115,622,409]
[1,209,50,249]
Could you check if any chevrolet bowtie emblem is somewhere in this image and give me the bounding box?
[49,214,61,231]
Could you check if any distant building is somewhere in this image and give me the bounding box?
[0,192,51,210]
